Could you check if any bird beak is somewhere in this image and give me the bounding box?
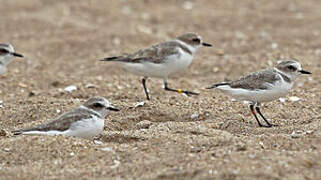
[107,106,120,111]
[299,70,311,74]
[202,42,212,47]
[11,52,23,58]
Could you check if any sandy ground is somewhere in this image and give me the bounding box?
[0,0,320,179]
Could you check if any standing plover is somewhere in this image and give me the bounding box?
[12,97,119,139]
[0,44,23,75]
[207,60,311,127]
[100,32,212,100]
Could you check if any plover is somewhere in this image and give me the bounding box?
[207,60,311,127]
[12,97,119,139]
[0,44,23,75]
[100,32,212,100]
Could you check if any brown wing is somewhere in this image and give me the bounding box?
[128,41,181,63]
[14,108,94,133]
[103,41,184,64]
[229,69,281,90]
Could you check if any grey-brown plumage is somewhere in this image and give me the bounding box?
[208,60,306,91]
[206,60,311,128]
[13,108,100,135]
[102,41,192,64]
[207,69,284,90]
[12,97,118,138]
[100,32,211,64]
[227,69,282,90]
[100,32,212,100]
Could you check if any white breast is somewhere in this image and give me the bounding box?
[162,48,193,76]
[0,65,7,75]
[64,115,105,139]
[120,49,194,78]
[217,80,293,103]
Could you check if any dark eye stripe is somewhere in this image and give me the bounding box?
[0,48,9,55]
[192,38,200,42]
[287,65,297,71]
[93,103,104,108]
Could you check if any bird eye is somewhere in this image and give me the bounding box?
[192,38,201,43]
[287,65,297,71]
[93,103,104,108]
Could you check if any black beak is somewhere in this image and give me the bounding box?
[299,70,311,74]
[202,42,212,47]
[11,52,23,58]
[107,106,120,111]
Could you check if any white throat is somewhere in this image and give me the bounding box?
[0,55,14,66]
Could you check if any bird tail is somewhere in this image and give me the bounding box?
[100,56,122,62]
[12,130,23,135]
[12,126,39,135]
[206,83,230,89]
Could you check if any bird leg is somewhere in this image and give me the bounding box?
[142,77,150,100]
[163,79,199,96]
[249,104,264,127]
[255,106,277,127]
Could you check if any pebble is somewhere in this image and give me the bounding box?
[182,1,193,10]
[29,90,41,97]
[190,113,199,120]
[64,85,77,93]
[291,131,300,138]
[110,160,120,169]
[135,101,145,108]
[259,141,265,149]
[306,130,314,135]
[215,49,225,56]
[190,146,202,153]
[271,43,278,49]
[18,83,27,88]
[112,38,121,45]
[212,67,219,72]
[289,96,300,102]
[101,147,113,152]
[94,140,103,145]
[85,84,98,89]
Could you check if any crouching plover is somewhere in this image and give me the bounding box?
[100,32,212,100]
[0,44,23,75]
[207,60,311,127]
[12,97,119,139]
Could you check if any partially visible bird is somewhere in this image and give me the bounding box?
[0,43,23,75]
